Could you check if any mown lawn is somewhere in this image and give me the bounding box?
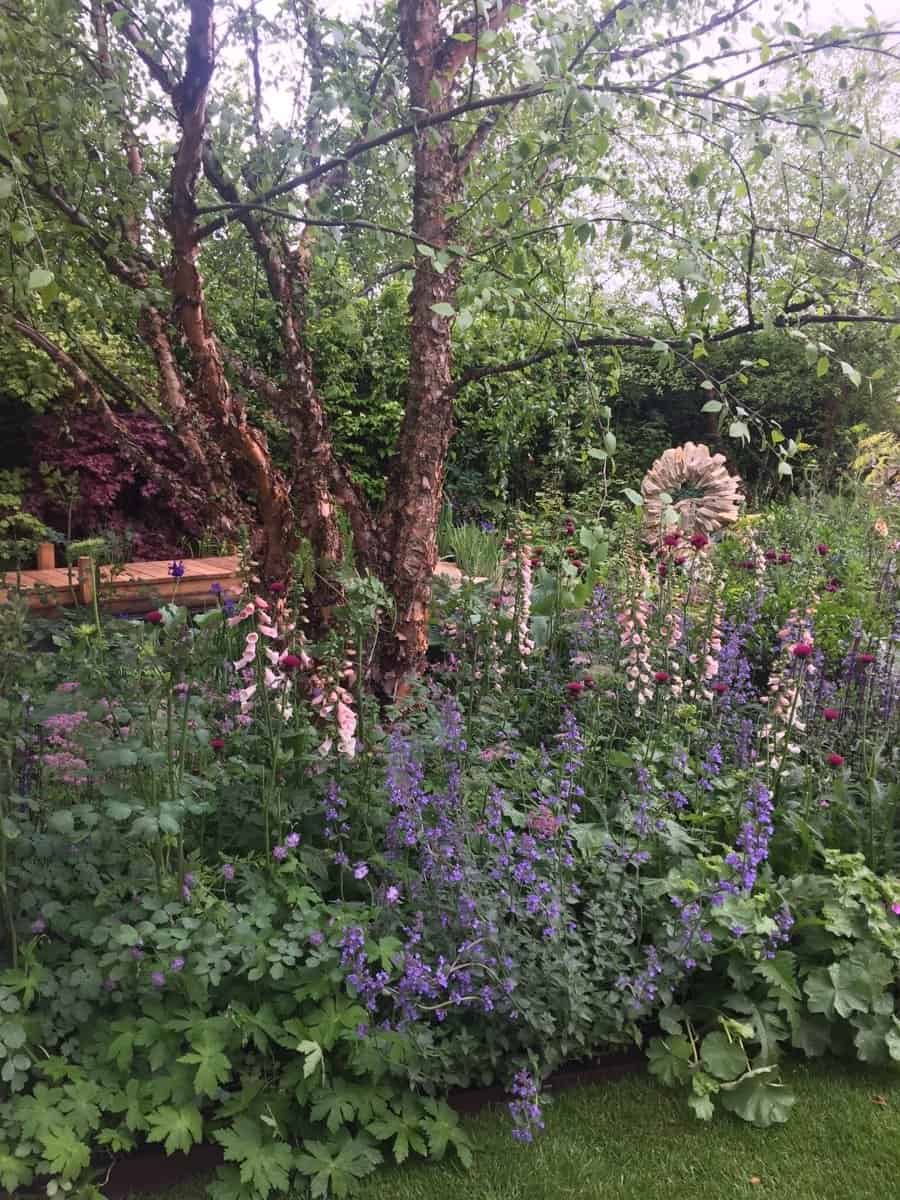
[141,1059,900,1200]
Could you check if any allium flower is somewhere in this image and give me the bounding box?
[824,578,841,593]
[280,653,302,671]
[56,681,80,693]
[170,956,185,972]
[891,902,900,916]
[711,682,729,696]
[764,548,777,562]
[823,707,840,722]
[690,532,710,549]
[662,532,681,547]
[565,680,585,696]
[31,917,47,934]
[816,543,829,556]
[791,642,813,658]
[657,563,668,579]
[210,737,225,752]
[269,581,285,594]
[151,971,166,988]
[654,671,671,684]
[222,863,235,881]
[778,551,792,564]
[353,862,369,880]
[272,845,288,861]
[145,610,163,624]
[857,653,876,666]
[286,832,301,849]
[169,560,186,579]
[826,752,845,767]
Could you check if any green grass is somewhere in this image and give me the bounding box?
[142,1060,900,1200]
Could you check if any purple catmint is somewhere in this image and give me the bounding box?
[151,971,166,988]
[286,832,301,849]
[222,863,235,881]
[508,1070,544,1143]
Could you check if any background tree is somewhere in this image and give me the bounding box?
[1,0,899,687]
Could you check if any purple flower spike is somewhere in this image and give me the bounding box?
[151,971,166,989]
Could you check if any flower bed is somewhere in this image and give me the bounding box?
[3,493,900,1199]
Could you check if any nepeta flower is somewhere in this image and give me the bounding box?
[151,971,166,988]
[102,978,116,992]
[385,885,402,905]
[31,917,47,934]
[131,945,144,960]
[170,956,185,972]
[286,832,301,848]
[169,560,186,579]
[222,863,235,881]
[209,581,223,596]
[272,845,288,861]
[353,862,369,880]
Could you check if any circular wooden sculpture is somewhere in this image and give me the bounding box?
[641,441,742,540]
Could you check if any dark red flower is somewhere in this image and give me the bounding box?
[816,543,829,556]
[690,533,710,550]
[778,551,792,564]
[269,581,285,594]
[582,677,595,690]
[739,559,757,571]
[654,671,671,684]
[674,555,687,567]
[662,532,681,547]
[824,578,841,593]
[764,548,777,562]
[145,609,163,624]
[711,682,729,695]
[280,653,303,671]
[791,642,813,659]
[572,559,583,569]
[826,752,845,767]
[210,737,226,752]
[857,652,876,665]
[823,707,840,721]
[657,563,668,579]
[565,680,585,696]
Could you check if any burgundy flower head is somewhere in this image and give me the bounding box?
[654,671,671,684]
[690,532,710,550]
[826,752,845,767]
[565,680,585,696]
[791,642,813,659]
[823,707,840,722]
[210,737,226,752]
[816,543,829,556]
[280,653,303,671]
[145,609,163,624]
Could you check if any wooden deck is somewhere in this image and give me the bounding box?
[1,555,242,615]
[2,549,467,615]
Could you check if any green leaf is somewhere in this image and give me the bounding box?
[430,302,455,318]
[816,355,830,378]
[701,399,723,413]
[719,1072,796,1127]
[147,1105,203,1156]
[0,1146,33,1193]
[700,1031,746,1081]
[687,1093,715,1120]
[27,267,54,291]
[728,420,750,442]
[647,1035,693,1087]
[0,177,13,200]
[754,951,801,1005]
[215,1119,295,1200]
[295,1136,383,1198]
[622,487,644,507]
[420,1098,473,1167]
[804,962,871,1020]
[38,1128,91,1180]
[840,360,861,388]
[367,1096,427,1165]
[179,1038,232,1097]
